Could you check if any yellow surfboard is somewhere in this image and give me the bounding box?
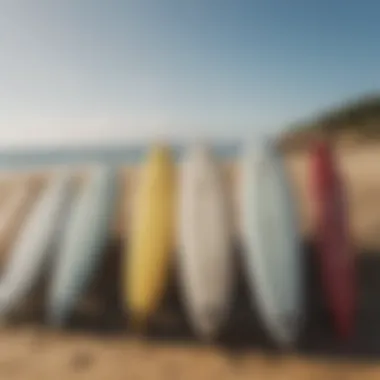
[125,144,176,329]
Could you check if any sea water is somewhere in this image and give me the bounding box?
[0,142,241,171]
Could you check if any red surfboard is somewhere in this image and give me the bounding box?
[310,139,355,340]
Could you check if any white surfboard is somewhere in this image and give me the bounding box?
[177,144,233,340]
[0,180,39,269]
[240,138,303,347]
[0,170,73,317]
[0,184,30,240]
[47,165,117,326]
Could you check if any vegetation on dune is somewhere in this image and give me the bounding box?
[280,93,380,150]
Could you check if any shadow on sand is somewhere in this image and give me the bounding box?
[15,237,380,362]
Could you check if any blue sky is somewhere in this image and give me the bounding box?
[0,0,379,147]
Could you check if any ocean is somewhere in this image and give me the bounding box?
[0,142,241,170]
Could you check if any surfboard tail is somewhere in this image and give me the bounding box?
[46,299,68,328]
[0,286,14,318]
[129,312,149,333]
[46,311,64,328]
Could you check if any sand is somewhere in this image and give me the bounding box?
[1,327,380,380]
[0,144,380,379]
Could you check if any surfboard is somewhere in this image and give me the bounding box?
[125,144,176,329]
[0,176,14,211]
[0,170,73,318]
[177,143,233,340]
[47,165,117,326]
[310,139,355,339]
[0,179,41,270]
[240,138,304,346]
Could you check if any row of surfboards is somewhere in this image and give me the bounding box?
[0,138,354,348]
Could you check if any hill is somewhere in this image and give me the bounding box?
[280,94,380,151]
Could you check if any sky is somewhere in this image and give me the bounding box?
[0,0,379,147]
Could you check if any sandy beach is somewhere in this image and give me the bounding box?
[0,143,380,379]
